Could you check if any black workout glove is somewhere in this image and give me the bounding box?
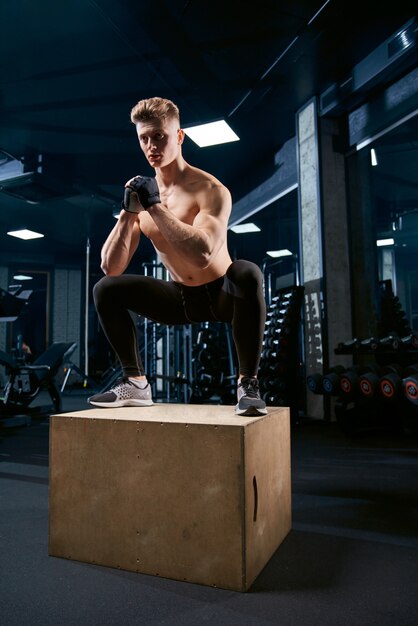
[122,175,161,212]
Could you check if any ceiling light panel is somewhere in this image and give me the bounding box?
[184,120,240,147]
[376,238,395,247]
[230,223,260,233]
[266,249,293,258]
[7,229,44,240]
[13,274,33,280]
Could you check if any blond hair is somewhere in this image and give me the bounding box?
[130,97,180,125]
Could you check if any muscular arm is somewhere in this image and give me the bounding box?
[100,210,141,275]
[148,184,231,268]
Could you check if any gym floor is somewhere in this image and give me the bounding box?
[1,394,418,626]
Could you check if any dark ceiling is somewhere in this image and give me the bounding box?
[0,1,417,268]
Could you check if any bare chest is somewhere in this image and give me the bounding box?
[140,189,199,242]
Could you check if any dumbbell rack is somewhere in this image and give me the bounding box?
[306,278,418,434]
[258,286,304,418]
[307,335,418,434]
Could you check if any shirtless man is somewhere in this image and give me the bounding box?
[88,97,267,416]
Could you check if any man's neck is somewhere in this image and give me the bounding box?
[155,156,188,188]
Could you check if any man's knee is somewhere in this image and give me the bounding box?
[226,259,263,292]
[93,275,119,308]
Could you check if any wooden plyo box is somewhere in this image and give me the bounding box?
[48,404,291,592]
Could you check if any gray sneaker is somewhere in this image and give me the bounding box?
[88,378,153,408]
[235,377,267,416]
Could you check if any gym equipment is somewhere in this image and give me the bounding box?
[358,369,381,398]
[359,337,380,351]
[378,334,400,350]
[49,405,291,592]
[306,373,324,395]
[330,277,418,433]
[336,338,361,353]
[379,365,418,401]
[1,342,77,419]
[339,364,380,399]
[0,285,32,322]
[321,366,346,395]
[305,366,344,396]
[140,261,194,403]
[339,366,362,399]
[400,334,418,349]
[259,285,304,418]
[331,360,418,434]
[60,356,100,393]
[190,321,236,404]
[306,365,378,398]
[356,364,401,400]
[402,364,418,405]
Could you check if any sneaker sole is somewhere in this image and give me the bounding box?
[235,404,268,416]
[88,399,154,408]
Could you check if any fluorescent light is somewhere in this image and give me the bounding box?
[13,274,33,280]
[184,120,240,147]
[377,238,394,247]
[7,229,44,240]
[370,148,378,166]
[267,249,293,258]
[230,223,260,234]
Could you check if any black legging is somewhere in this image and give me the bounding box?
[93,259,266,379]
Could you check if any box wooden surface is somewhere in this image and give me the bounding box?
[48,404,291,591]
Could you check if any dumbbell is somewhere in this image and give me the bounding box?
[402,364,418,405]
[379,364,418,400]
[261,376,280,390]
[262,391,286,405]
[378,334,400,350]
[339,366,361,398]
[400,334,418,350]
[358,367,383,399]
[306,366,345,396]
[263,334,292,349]
[339,364,379,399]
[266,308,288,320]
[306,373,324,395]
[272,292,293,305]
[340,365,369,400]
[262,337,278,350]
[262,337,291,354]
[264,318,292,332]
[261,348,285,361]
[359,337,380,351]
[336,339,361,353]
[321,366,346,395]
[264,327,292,342]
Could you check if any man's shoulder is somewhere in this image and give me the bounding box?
[186,164,229,194]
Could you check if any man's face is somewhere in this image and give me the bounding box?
[136,117,183,169]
